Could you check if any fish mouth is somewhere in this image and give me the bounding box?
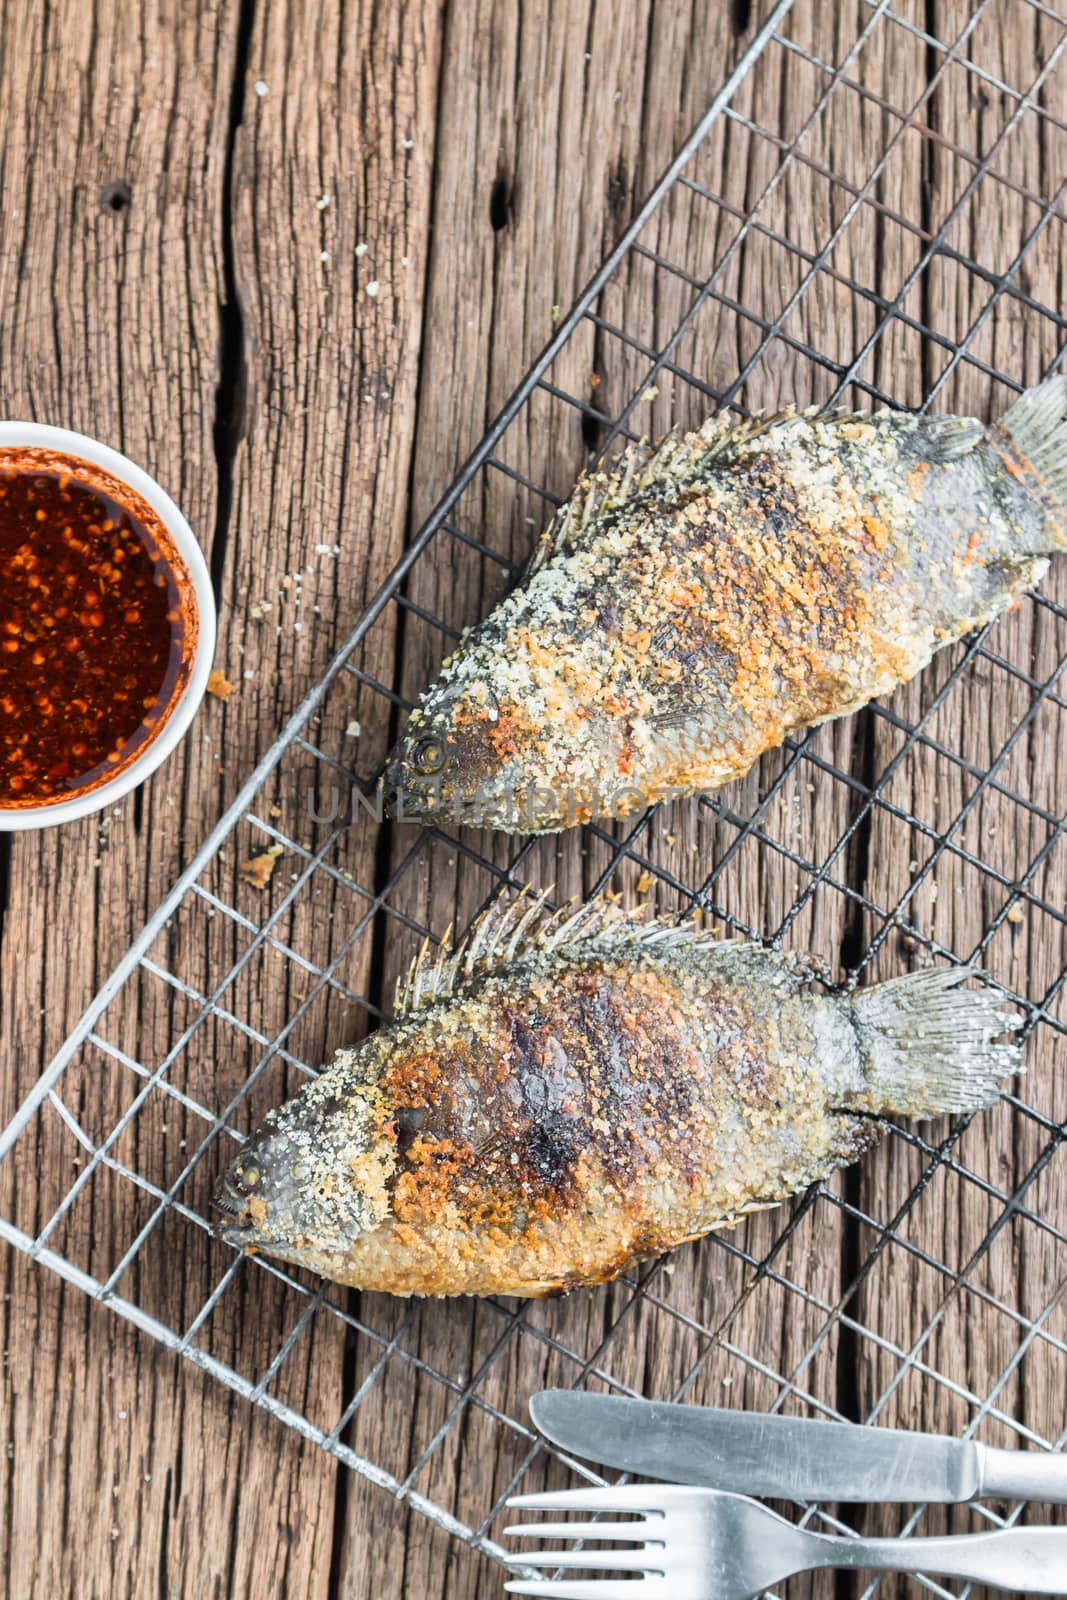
[212,1176,262,1247]
[385,772,449,822]
[214,1219,262,1250]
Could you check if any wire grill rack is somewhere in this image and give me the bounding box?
[4,0,1067,1592]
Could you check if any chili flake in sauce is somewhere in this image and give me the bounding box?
[0,453,190,807]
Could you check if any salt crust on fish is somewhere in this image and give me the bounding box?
[216,893,1021,1297]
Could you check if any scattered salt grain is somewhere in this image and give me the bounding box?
[345,720,362,738]
[320,251,330,263]
[355,242,368,257]
[316,194,331,210]
[253,80,268,97]
[365,280,380,297]
[401,138,414,150]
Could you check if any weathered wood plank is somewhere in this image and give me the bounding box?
[0,7,252,1596]
[0,0,442,1595]
[857,0,1067,1566]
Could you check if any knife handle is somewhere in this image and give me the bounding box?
[977,1443,1067,1505]
[827,1527,1067,1593]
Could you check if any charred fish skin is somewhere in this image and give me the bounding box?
[385,378,1067,832]
[215,896,1021,1298]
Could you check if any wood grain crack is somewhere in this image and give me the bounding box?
[211,0,256,609]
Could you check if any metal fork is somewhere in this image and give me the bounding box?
[504,1485,1067,1598]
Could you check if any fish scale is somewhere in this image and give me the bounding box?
[215,894,1021,1298]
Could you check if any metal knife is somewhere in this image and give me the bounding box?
[530,1391,1067,1504]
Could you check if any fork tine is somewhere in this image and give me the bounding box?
[507,1487,665,1513]
[506,1521,654,1542]
[504,1581,645,1599]
[512,1547,658,1572]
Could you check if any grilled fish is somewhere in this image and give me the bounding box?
[215,893,1020,1297]
[385,379,1067,831]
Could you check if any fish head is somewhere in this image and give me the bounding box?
[384,665,622,832]
[213,1050,396,1267]
[384,672,557,829]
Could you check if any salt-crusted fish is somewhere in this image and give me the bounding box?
[385,378,1067,831]
[215,893,1020,1298]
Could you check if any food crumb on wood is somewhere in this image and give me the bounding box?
[345,719,362,738]
[1006,905,1025,924]
[635,869,653,894]
[641,383,660,402]
[207,670,235,701]
[238,843,284,890]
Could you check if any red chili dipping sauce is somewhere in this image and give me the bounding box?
[0,449,197,808]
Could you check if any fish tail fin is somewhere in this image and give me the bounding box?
[997,376,1067,550]
[841,968,1022,1117]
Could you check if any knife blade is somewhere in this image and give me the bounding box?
[529,1391,1067,1504]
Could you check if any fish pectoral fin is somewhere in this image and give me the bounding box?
[913,415,986,463]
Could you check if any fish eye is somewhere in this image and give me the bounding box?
[414,737,444,774]
[233,1164,260,1193]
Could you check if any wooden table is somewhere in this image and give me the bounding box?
[2,2,1066,1596]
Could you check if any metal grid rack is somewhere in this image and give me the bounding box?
[3,0,1067,1592]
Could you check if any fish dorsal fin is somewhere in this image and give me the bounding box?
[526,441,656,577]
[525,407,819,576]
[394,887,622,1015]
[392,886,757,1017]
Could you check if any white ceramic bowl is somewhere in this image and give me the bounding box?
[0,423,216,831]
